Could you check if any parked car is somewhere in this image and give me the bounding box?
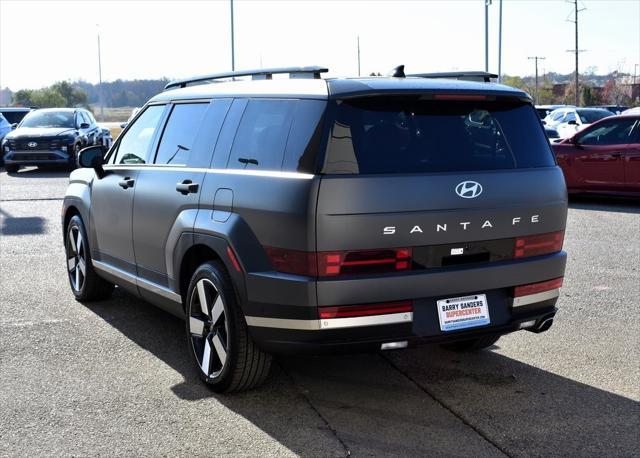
[544,125,560,141]
[552,114,640,196]
[1,108,104,172]
[98,126,113,151]
[0,107,34,125]
[622,107,640,115]
[62,66,567,392]
[536,104,568,121]
[544,107,613,139]
[0,113,12,167]
[589,105,629,115]
[120,107,141,129]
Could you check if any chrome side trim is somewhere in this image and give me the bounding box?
[513,288,560,307]
[93,260,182,304]
[102,164,314,179]
[245,312,413,330]
[319,312,413,329]
[245,316,321,330]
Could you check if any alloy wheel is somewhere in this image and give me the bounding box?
[188,278,228,378]
[67,226,86,291]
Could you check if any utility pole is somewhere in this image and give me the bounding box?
[230,0,235,71]
[566,0,586,106]
[497,0,502,82]
[358,35,360,76]
[528,56,546,104]
[96,24,104,121]
[357,36,361,77]
[485,0,492,72]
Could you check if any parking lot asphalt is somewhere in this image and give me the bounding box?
[1,167,638,457]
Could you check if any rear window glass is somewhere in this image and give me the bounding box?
[323,97,555,174]
[227,99,296,171]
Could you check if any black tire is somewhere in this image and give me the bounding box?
[5,163,19,173]
[185,261,272,392]
[68,143,81,171]
[64,215,114,301]
[440,334,501,352]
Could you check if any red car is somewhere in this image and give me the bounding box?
[552,114,640,197]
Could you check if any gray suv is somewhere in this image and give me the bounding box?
[62,67,568,392]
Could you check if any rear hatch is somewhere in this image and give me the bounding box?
[315,95,567,268]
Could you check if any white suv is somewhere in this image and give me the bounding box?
[544,107,612,139]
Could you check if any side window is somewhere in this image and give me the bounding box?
[564,112,576,123]
[154,103,208,165]
[552,111,564,121]
[114,105,165,165]
[227,99,296,171]
[282,100,326,173]
[578,119,637,146]
[86,111,96,125]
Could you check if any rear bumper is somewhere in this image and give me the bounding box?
[244,251,567,354]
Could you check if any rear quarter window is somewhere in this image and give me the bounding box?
[322,97,555,174]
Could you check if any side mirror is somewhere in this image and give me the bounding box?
[11,123,17,130]
[567,120,578,126]
[79,122,90,129]
[120,122,128,129]
[78,145,106,178]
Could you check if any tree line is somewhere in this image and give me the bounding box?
[4,79,169,109]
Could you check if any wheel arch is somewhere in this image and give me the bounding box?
[175,234,247,311]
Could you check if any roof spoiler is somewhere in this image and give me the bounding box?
[408,71,498,83]
[164,66,329,91]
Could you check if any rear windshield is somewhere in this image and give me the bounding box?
[576,109,611,124]
[323,97,555,174]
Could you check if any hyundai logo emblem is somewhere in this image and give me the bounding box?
[455,181,483,199]
[28,141,38,148]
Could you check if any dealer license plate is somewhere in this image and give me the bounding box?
[437,294,490,332]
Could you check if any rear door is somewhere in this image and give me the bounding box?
[571,117,636,192]
[132,99,231,297]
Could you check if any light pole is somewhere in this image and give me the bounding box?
[497,0,502,82]
[528,56,546,104]
[230,0,235,71]
[96,24,104,121]
[485,0,492,72]
[357,36,361,77]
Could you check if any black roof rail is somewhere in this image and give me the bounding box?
[408,71,498,83]
[164,66,329,91]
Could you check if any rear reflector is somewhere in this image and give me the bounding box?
[514,277,564,298]
[319,300,413,319]
[226,246,242,272]
[514,231,564,258]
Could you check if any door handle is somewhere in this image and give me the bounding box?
[611,152,622,158]
[176,179,199,195]
[118,177,135,189]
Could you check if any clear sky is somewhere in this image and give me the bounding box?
[1,0,638,90]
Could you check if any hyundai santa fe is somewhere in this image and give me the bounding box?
[62,66,568,392]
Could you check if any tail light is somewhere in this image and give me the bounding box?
[318,248,412,276]
[264,247,412,277]
[514,277,564,297]
[514,231,564,258]
[319,300,413,319]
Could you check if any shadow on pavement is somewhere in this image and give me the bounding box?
[83,287,639,457]
[0,208,45,235]
[569,194,640,214]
